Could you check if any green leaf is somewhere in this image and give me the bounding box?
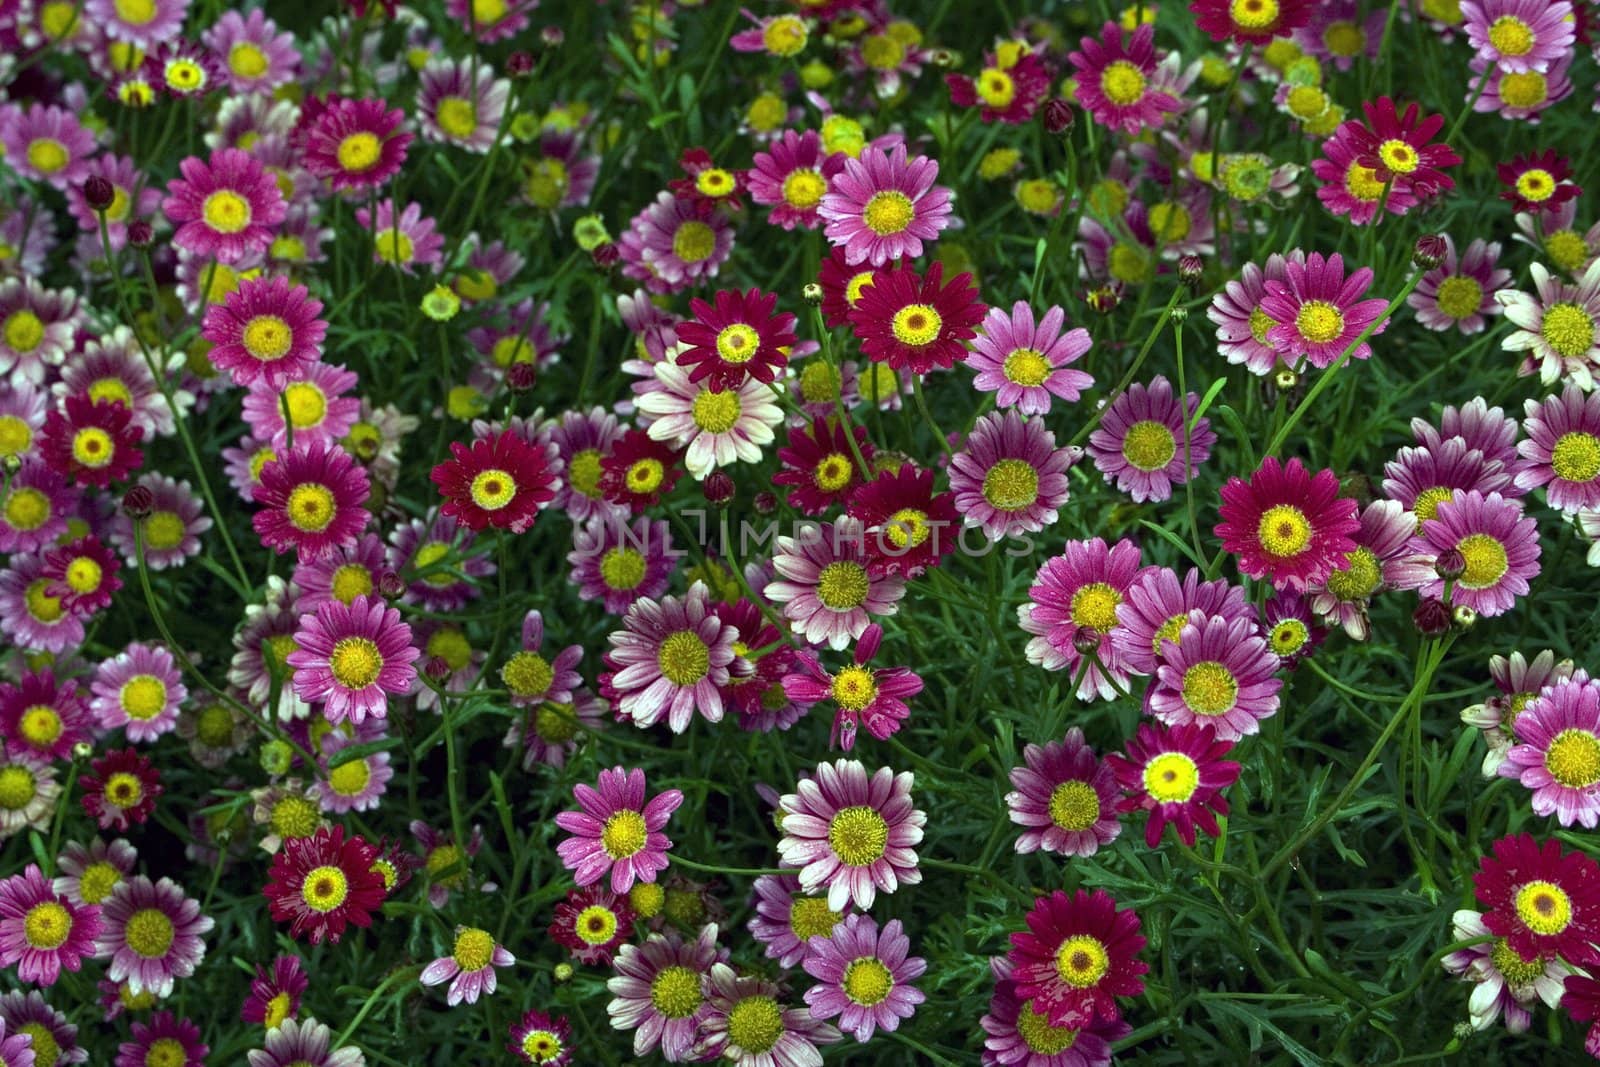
[328,737,402,768]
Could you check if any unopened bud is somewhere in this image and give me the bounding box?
[1273,368,1299,391]
[1434,547,1466,581]
[1072,627,1101,655]
[122,484,154,518]
[72,740,94,760]
[127,220,154,249]
[1,454,19,475]
[929,48,958,68]
[753,490,778,515]
[506,362,536,392]
[802,282,823,306]
[83,175,115,211]
[1178,254,1204,286]
[703,470,735,507]
[590,242,619,269]
[1042,98,1074,135]
[378,570,406,599]
[506,50,536,77]
[1452,604,1478,629]
[540,26,564,48]
[1413,233,1447,270]
[553,962,574,982]
[1413,596,1451,637]
[1085,284,1121,313]
[259,739,293,776]
[424,655,451,681]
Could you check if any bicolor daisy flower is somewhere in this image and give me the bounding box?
[636,348,785,479]
[287,594,419,725]
[1441,909,1570,1034]
[356,200,445,274]
[1018,537,1153,700]
[1007,888,1148,1029]
[508,1010,573,1066]
[782,623,923,749]
[965,301,1094,415]
[1111,566,1252,678]
[1088,376,1214,504]
[1391,490,1541,617]
[312,736,393,815]
[696,962,842,1063]
[89,643,186,742]
[1216,456,1361,592]
[981,958,1131,1067]
[1408,236,1510,334]
[1005,727,1123,858]
[603,583,736,731]
[241,954,307,1029]
[245,1016,366,1067]
[554,766,683,893]
[421,926,514,1006]
[42,534,122,617]
[776,758,925,911]
[765,517,907,651]
[263,825,385,945]
[1108,721,1242,848]
[0,669,90,764]
[749,874,850,970]
[115,1011,208,1067]
[774,417,874,516]
[803,913,926,1041]
[1147,614,1283,741]
[202,8,300,94]
[605,924,722,1061]
[1517,384,1600,512]
[1068,22,1181,135]
[1497,259,1600,388]
[1499,150,1580,215]
[417,60,510,153]
[819,143,953,267]
[96,875,213,997]
[0,457,78,554]
[949,411,1076,541]
[0,863,102,985]
[849,261,986,375]
[1474,832,1600,966]
[161,147,286,263]
[40,394,145,489]
[1498,678,1600,828]
[0,991,86,1066]
[621,192,736,295]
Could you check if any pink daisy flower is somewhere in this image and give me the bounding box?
[1110,566,1252,678]
[697,963,842,1061]
[448,0,536,42]
[0,863,101,986]
[299,96,412,192]
[1190,0,1315,44]
[1108,721,1242,848]
[548,885,634,965]
[1147,614,1283,741]
[1414,398,1521,470]
[764,517,907,651]
[1007,888,1148,1029]
[675,287,797,393]
[782,623,923,750]
[0,554,86,654]
[554,766,683,894]
[95,875,213,997]
[1408,236,1510,334]
[115,1011,208,1067]
[313,735,394,814]
[161,147,286,263]
[252,442,371,561]
[965,301,1094,415]
[803,913,926,1041]
[0,669,90,764]
[0,457,78,554]
[501,609,583,708]
[1473,55,1573,122]
[286,593,419,726]
[1216,456,1361,592]
[90,643,186,742]
[818,142,953,267]
[605,924,722,1061]
[416,60,510,153]
[1390,490,1541,617]
[0,104,98,191]
[1463,0,1576,73]
[201,275,326,389]
[946,46,1052,124]
[355,200,445,274]
[981,958,1131,1067]
[1307,499,1415,640]
[42,534,122,617]
[85,0,188,47]
[746,130,845,231]
[420,926,514,1006]
[749,874,852,970]
[1067,22,1181,135]
[776,758,925,911]
[1343,96,1460,199]
[1516,384,1600,512]
[620,192,735,295]
[203,8,300,95]
[949,411,1076,541]
[1005,726,1123,857]
[1018,537,1153,700]
[568,515,679,615]
[1312,125,1421,225]
[1088,375,1214,503]
[1258,252,1389,369]
[508,1011,573,1066]
[1441,909,1569,1035]
[1498,677,1600,828]
[1383,437,1516,527]
[603,583,737,732]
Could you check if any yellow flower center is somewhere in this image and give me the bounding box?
[1516,168,1555,203]
[715,323,760,364]
[194,704,237,748]
[567,903,615,945]
[1411,486,1453,527]
[436,97,478,139]
[561,449,602,500]
[1099,60,1145,106]
[286,483,336,533]
[105,771,144,809]
[1108,243,1153,285]
[1230,0,1280,28]
[535,702,580,743]
[472,0,507,22]
[695,168,735,198]
[0,414,32,457]
[816,560,870,609]
[1433,276,1482,320]
[1488,15,1534,56]
[300,865,349,913]
[1344,162,1386,201]
[781,168,827,210]
[328,563,373,605]
[263,991,292,1029]
[625,458,665,494]
[426,843,465,884]
[1377,139,1419,175]
[860,33,905,70]
[1514,880,1572,935]
[62,555,101,594]
[337,132,382,174]
[25,579,64,623]
[644,964,701,1019]
[39,0,81,39]
[1122,420,1177,472]
[120,675,167,720]
[270,794,321,840]
[26,138,69,174]
[1256,504,1312,558]
[1552,432,1600,482]
[1182,661,1239,716]
[0,765,36,810]
[890,303,942,347]
[1456,532,1509,589]
[78,861,122,904]
[1002,348,1051,387]
[241,316,293,361]
[501,650,554,698]
[228,41,270,79]
[831,665,878,712]
[452,926,495,971]
[1545,729,1600,788]
[523,158,569,210]
[672,220,716,264]
[24,901,71,949]
[1543,303,1596,359]
[283,382,326,428]
[1148,202,1191,242]
[597,546,648,592]
[977,67,1016,108]
[1016,998,1079,1054]
[842,957,894,1005]
[1143,751,1200,802]
[328,636,383,689]
[691,389,742,434]
[1048,780,1101,831]
[71,426,114,468]
[1326,546,1381,601]
[327,756,371,796]
[1422,0,1464,24]
[1295,300,1345,344]
[790,896,843,941]
[982,458,1039,512]
[144,511,185,550]
[600,809,648,859]
[125,907,175,957]
[763,15,809,56]
[201,190,251,234]
[863,190,915,236]
[813,453,854,493]
[1323,20,1365,56]
[827,804,889,865]
[657,629,710,686]
[884,507,929,549]
[19,705,62,747]
[1054,935,1111,988]
[727,995,784,1053]
[87,376,134,408]
[1068,582,1121,632]
[4,487,49,531]
[469,467,517,511]
[1545,230,1587,272]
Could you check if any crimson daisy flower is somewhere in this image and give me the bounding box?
[201,275,327,390]
[263,824,386,945]
[818,247,887,328]
[548,885,635,966]
[42,534,122,616]
[675,287,797,392]
[1107,721,1242,848]
[1190,0,1314,43]
[1216,456,1361,592]
[848,261,986,375]
[945,47,1052,124]
[667,146,746,216]
[253,441,372,560]
[1498,149,1581,215]
[1345,97,1460,198]
[431,428,559,534]
[1474,832,1600,966]
[80,747,163,832]
[773,417,874,515]
[598,429,683,511]
[848,464,959,578]
[41,395,145,489]
[1006,888,1148,1029]
[1067,22,1181,136]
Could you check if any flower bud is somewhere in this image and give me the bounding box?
[420,284,461,322]
[506,50,536,77]
[1434,547,1466,581]
[507,361,536,393]
[1412,596,1451,637]
[1452,604,1478,630]
[929,48,959,68]
[1178,254,1204,286]
[424,655,452,681]
[1072,627,1102,655]
[127,220,154,249]
[753,490,778,515]
[703,470,735,507]
[83,175,115,211]
[1413,233,1447,270]
[1042,98,1074,135]
[540,26,564,48]
[72,740,94,760]
[802,282,823,306]
[1273,368,1299,392]
[122,484,154,518]
[259,739,293,776]
[553,962,574,983]
[1,454,19,475]
[1085,284,1121,313]
[590,242,619,269]
[378,570,406,599]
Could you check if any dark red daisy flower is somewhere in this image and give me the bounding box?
[1006,888,1149,1029]
[946,49,1052,125]
[1215,456,1360,593]
[264,824,386,945]
[1474,832,1600,966]
[0,668,91,763]
[1189,0,1313,44]
[41,395,145,489]
[431,428,558,534]
[1346,97,1460,198]
[773,416,874,515]
[715,598,795,723]
[1106,721,1241,848]
[548,884,635,965]
[848,464,959,578]
[42,534,122,616]
[675,287,798,392]
[80,746,163,831]
[1562,973,1600,1057]
[817,246,887,328]
[240,954,309,1028]
[598,429,684,512]
[253,441,372,560]
[667,146,746,216]
[848,261,986,375]
[1498,149,1581,215]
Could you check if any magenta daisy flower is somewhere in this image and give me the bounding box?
[1068,22,1181,135]
[115,1011,207,1067]
[420,926,514,1007]
[606,924,722,1061]
[847,465,958,579]
[312,735,393,814]
[1147,614,1283,741]
[1018,537,1153,700]
[1498,678,1600,828]
[203,8,300,94]
[1344,97,1460,199]
[1383,437,1515,527]
[90,643,186,742]
[818,142,953,267]
[764,517,907,650]
[1110,566,1252,678]
[253,442,371,561]
[242,362,361,449]
[1088,376,1214,504]
[40,394,145,489]
[747,130,844,231]
[1408,236,1510,334]
[1391,490,1541,617]
[85,0,187,46]
[66,154,161,250]
[300,96,412,192]
[1474,832,1600,966]
[621,192,735,295]
[241,954,306,1029]
[965,301,1094,415]
[431,427,560,534]
[603,583,736,732]
[417,60,510,153]
[568,515,678,615]
[782,623,923,750]
[1216,456,1361,592]
[161,147,286,263]
[777,758,925,911]
[0,104,97,191]
[80,747,162,832]
[501,609,583,708]
[1258,252,1389,369]
[749,874,851,970]
[675,287,798,393]
[0,991,86,1066]
[201,275,326,389]
[287,594,419,726]
[1440,908,1570,1034]
[96,875,213,997]
[549,885,634,965]
[0,669,89,764]
[1005,726,1123,857]
[803,913,925,1041]
[1474,55,1573,122]
[0,457,78,554]
[1463,0,1576,73]
[554,766,683,894]
[1516,384,1600,512]
[293,533,386,615]
[1190,0,1314,43]
[0,554,86,655]
[949,411,1076,541]
[41,534,122,617]
[848,261,986,375]
[1007,888,1148,1029]
[1499,150,1580,215]
[697,962,841,1063]
[0,863,101,986]
[947,46,1052,124]
[1312,125,1421,225]
[1108,721,1242,848]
